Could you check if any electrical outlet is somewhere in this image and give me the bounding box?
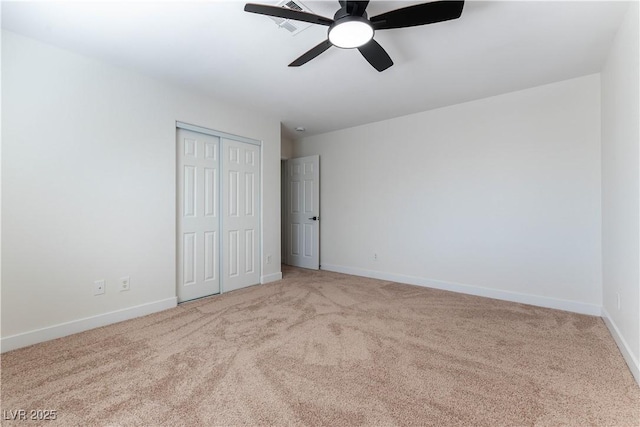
[119,276,130,292]
[266,255,272,264]
[616,292,621,310]
[374,253,378,261]
[94,280,106,296]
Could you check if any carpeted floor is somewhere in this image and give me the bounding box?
[1,266,638,426]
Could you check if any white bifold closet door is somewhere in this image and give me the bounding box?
[177,128,260,303]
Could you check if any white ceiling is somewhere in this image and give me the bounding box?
[1,1,630,139]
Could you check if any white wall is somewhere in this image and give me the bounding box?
[295,74,602,315]
[601,2,640,383]
[281,132,294,160]
[1,31,281,346]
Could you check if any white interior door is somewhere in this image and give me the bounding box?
[222,138,260,292]
[285,155,320,269]
[176,128,220,302]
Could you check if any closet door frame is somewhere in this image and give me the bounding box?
[176,121,262,298]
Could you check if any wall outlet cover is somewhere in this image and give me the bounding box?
[119,276,130,292]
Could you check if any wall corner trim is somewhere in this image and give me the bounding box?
[0,297,178,353]
[602,307,640,386]
[261,272,283,284]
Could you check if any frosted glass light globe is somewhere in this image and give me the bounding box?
[329,20,374,49]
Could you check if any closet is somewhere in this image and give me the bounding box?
[176,124,260,302]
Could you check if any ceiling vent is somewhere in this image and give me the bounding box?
[268,0,314,36]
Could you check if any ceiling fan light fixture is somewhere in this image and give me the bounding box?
[244,0,465,70]
[328,18,373,49]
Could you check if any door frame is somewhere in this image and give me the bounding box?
[176,121,262,298]
[177,121,261,147]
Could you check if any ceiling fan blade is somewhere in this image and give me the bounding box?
[244,3,334,26]
[370,1,464,30]
[358,39,393,72]
[289,40,333,67]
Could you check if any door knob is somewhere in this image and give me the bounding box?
[308,216,319,221]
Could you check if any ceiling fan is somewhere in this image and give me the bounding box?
[244,1,465,72]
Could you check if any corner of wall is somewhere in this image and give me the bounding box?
[602,307,640,385]
[600,0,640,386]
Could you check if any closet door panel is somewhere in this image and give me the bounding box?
[177,129,220,302]
[222,138,260,292]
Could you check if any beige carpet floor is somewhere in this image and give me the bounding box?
[1,266,638,426]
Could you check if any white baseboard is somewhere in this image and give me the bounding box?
[602,307,640,386]
[261,271,282,284]
[321,264,602,316]
[1,297,177,353]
